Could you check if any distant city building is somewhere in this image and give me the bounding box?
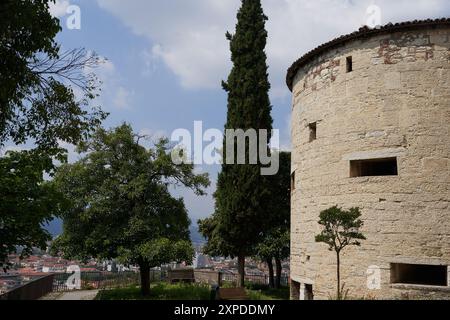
[193,252,212,269]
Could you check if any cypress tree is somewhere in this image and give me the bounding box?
[211,0,273,288]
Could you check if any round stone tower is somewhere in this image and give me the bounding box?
[287,19,450,300]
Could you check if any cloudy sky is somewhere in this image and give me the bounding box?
[46,0,449,231]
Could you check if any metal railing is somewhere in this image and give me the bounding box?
[1,269,286,299]
[52,271,168,292]
[51,269,284,292]
[52,271,137,292]
[221,273,289,287]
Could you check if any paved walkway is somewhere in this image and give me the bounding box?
[42,290,99,300]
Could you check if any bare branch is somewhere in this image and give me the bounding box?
[28,48,102,96]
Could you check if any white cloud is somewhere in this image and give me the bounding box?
[96,57,116,75]
[83,56,134,111]
[49,0,71,18]
[138,128,168,145]
[95,0,450,97]
[141,48,160,77]
[58,141,82,164]
[95,0,239,90]
[113,87,133,110]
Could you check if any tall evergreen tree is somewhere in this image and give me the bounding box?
[200,0,273,288]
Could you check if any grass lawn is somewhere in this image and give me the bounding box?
[245,283,290,300]
[95,282,212,300]
[247,287,290,300]
[95,282,290,300]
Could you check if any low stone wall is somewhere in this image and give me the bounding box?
[391,284,450,300]
[0,275,54,300]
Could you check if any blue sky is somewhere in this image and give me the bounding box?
[44,0,450,233]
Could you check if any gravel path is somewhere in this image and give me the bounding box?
[42,290,99,300]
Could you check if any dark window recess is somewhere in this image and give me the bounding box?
[291,281,300,300]
[291,171,296,191]
[346,56,353,73]
[350,158,398,177]
[309,122,317,142]
[305,284,314,300]
[391,263,448,286]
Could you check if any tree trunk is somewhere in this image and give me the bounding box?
[275,257,282,289]
[237,254,245,288]
[139,261,151,296]
[266,258,274,288]
[336,252,341,300]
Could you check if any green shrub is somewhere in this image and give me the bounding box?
[95,282,211,300]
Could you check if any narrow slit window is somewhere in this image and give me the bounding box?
[391,263,448,286]
[350,157,398,177]
[291,171,296,191]
[346,56,353,73]
[309,122,317,142]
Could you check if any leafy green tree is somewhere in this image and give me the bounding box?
[52,124,209,296]
[254,152,290,288]
[0,0,106,271]
[200,0,273,288]
[268,152,290,289]
[255,228,290,289]
[0,150,66,271]
[0,0,106,153]
[198,216,233,258]
[255,228,289,288]
[315,206,366,300]
[255,246,276,288]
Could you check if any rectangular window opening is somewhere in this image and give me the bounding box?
[346,56,353,73]
[309,122,317,142]
[350,157,398,177]
[304,284,314,300]
[391,263,448,287]
[291,280,300,300]
[291,171,296,191]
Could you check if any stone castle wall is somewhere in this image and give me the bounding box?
[290,26,450,300]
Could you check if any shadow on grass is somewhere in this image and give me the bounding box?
[245,283,290,300]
